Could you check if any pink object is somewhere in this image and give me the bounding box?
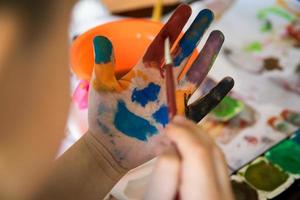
[72,80,90,109]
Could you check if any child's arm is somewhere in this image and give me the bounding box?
[34,132,126,200]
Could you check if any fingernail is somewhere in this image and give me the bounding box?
[93,36,113,64]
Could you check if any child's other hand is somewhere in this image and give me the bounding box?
[145,116,234,200]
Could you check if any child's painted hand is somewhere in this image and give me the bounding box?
[87,4,233,169]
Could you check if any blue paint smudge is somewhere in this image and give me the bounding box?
[173,9,213,66]
[131,83,161,107]
[152,105,169,127]
[114,101,158,141]
[113,149,125,161]
[97,119,110,133]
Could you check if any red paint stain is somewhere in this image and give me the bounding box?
[244,136,258,145]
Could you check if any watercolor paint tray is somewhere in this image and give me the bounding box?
[230,129,300,200]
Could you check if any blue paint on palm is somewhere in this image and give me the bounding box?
[173,9,213,66]
[114,101,158,141]
[153,105,169,127]
[131,83,161,107]
[97,119,110,133]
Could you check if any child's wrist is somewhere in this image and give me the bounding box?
[83,131,128,181]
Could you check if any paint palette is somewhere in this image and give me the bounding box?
[201,102,257,144]
[197,78,258,144]
[231,129,300,200]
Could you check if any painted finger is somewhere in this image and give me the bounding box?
[186,77,234,123]
[180,30,225,89]
[174,31,224,115]
[172,9,214,78]
[142,4,191,69]
[213,147,235,200]
[92,36,122,92]
[144,147,180,200]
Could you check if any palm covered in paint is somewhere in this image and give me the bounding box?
[88,5,233,169]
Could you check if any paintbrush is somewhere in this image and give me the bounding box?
[165,39,181,200]
[152,0,163,22]
[164,37,177,119]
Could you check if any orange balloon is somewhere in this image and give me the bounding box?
[70,19,164,80]
[70,18,198,81]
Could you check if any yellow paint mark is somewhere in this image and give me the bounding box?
[175,89,192,115]
[137,70,148,81]
[121,70,136,81]
[93,62,123,92]
[118,81,131,90]
[118,70,136,90]
[199,120,224,138]
[178,50,198,81]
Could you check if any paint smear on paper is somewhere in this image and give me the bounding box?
[212,96,245,122]
[266,140,300,174]
[152,105,169,127]
[257,6,295,22]
[287,20,300,45]
[263,57,282,71]
[244,41,263,53]
[231,180,258,200]
[131,83,160,107]
[114,101,157,141]
[243,160,289,192]
[244,136,258,145]
[267,117,297,134]
[281,110,300,127]
[260,20,273,32]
